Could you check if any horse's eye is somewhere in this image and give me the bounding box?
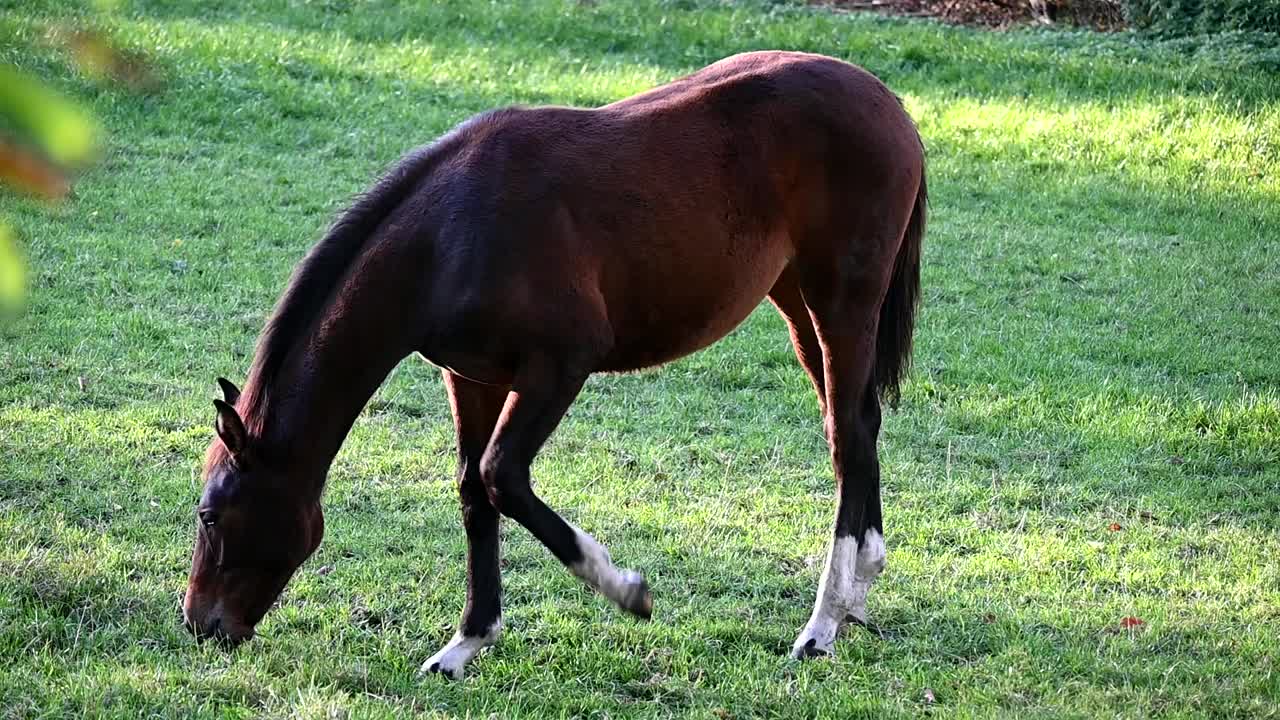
[199,508,218,528]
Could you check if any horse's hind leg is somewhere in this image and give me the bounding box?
[768,266,826,415]
[421,371,509,679]
[789,271,892,659]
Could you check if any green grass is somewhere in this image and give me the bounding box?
[2,0,1279,717]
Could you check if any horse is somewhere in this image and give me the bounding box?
[182,50,926,679]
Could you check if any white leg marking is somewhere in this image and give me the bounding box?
[791,529,886,659]
[849,528,886,622]
[419,617,501,680]
[568,524,652,617]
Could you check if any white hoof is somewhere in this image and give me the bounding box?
[418,619,500,680]
[791,618,839,659]
[613,570,653,619]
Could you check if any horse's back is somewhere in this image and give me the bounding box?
[607,50,919,156]
[422,52,924,377]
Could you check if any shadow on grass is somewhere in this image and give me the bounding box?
[2,538,189,656]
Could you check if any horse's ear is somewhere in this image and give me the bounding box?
[213,399,248,457]
[216,377,241,406]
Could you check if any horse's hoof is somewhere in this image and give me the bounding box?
[417,622,500,681]
[845,614,888,639]
[790,635,833,660]
[419,659,464,681]
[619,571,653,620]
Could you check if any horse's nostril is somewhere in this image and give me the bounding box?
[209,619,245,649]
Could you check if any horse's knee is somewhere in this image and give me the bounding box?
[457,458,486,499]
[455,457,493,516]
[477,452,505,509]
[478,448,531,517]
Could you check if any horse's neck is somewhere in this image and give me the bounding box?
[248,269,419,485]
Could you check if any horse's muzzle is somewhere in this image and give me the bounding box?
[182,595,251,647]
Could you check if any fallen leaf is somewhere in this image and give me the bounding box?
[49,26,162,92]
[1108,523,1122,532]
[0,140,71,200]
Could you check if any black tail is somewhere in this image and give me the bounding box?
[874,168,926,406]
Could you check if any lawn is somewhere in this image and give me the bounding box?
[2,1,1279,717]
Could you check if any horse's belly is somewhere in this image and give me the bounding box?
[595,250,787,373]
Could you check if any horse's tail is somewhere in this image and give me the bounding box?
[874,166,926,407]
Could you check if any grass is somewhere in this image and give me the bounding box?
[2,0,1279,717]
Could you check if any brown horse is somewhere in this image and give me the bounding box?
[183,50,926,678]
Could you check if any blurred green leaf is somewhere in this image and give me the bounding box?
[0,222,26,314]
[0,64,100,169]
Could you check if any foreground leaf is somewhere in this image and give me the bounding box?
[0,222,26,313]
[0,64,99,168]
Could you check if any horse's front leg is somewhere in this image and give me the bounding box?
[481,355,652,618]
[421,372,509,680]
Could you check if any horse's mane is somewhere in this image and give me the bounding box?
[236,145,440,431]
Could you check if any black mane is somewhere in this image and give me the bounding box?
[238,145,439,426]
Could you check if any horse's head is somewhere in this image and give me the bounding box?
[182,378,324,645]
